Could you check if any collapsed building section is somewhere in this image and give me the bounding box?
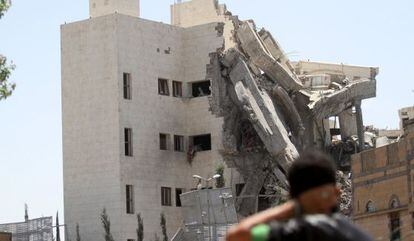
[207,13,378,216]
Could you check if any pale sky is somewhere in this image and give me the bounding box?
[0,0,413,225]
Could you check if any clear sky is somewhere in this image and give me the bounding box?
[0,0,413,224]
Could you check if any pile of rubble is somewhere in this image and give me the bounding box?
[206,8,377,216]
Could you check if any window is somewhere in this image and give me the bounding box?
[126,185,134,214]
[123,73,131,99]
[390,196,400,209]
[158,78,169,96]
[172,81,182,97]
[390,212,401,241]
[124,128,133,156]
[161,187,172,206]
[160,133,170,150]
[235,183,245,197]
[127,239,135,241]
[174,135,184,152]
[176,188,183,207]
[189,134,211,151]
[191,81,211,97]
[366,201,375,213]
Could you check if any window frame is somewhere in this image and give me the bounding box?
[124,128,133,156]
[174,135,184,152]
[175,188,183,207]
[172,81,183,97]
[123,73,132,100]
[158,78,170,96]
[161,187,172,206]
[126,185,135,214]
[160,133,170,151]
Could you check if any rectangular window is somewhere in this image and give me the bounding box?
[161,187,172,206]
[235,183,245,197]
[160,133,170,150]
[126,185,134,214]
[191,81,211,97]
[124,128,133,156]
[158,78,169,96]
[172,81,182,97]
[174,135,184,152]
[189,134,212,151]
[123,73,131,99]
[176,188,183,207]
[127,239,135,241]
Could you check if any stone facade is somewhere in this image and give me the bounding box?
[62,1,242,241]
[352,125,414,240]
[0,233,11,241]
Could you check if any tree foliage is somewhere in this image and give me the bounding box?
[136,213,144,241]
[0,0,15,101]
[160,213,168,241]
[76,223,81,241]
[101,208,115,241]
[215,164,225,188]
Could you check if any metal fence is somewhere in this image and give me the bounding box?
[0,217,53,241]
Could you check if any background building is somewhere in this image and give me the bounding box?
[352,106,414,240]
[0,218,53,241]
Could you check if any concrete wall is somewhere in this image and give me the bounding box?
[62,8,241,241]
[62,14,123,241]
[89,0,140,18]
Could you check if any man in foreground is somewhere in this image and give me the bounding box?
[227,151,373,241]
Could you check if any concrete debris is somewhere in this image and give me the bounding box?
[207,12,377,216]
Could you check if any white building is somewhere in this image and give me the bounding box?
[61,0,240,241]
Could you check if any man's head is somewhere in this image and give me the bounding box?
[288,151,340,214]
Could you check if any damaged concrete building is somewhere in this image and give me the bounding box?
[62,0,378,240]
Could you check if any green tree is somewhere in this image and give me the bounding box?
[76,223,81,241]
[136,213,144,241]
[0,0,15,101]
[101,208,115,241]
[215,164,225,188]
[160,213,168,241]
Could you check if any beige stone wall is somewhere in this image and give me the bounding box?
[89,0,140,18]
[61,14,123,241]
[62,7,242,241]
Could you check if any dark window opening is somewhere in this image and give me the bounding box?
[124,128,133,156]
[126,185,134,214]
[160,133,170,150]
[161,187,172,206]
[123,73,131,99]
[174,135,184,152]
[192,81,211,97]
[158,78,169,96]
[235,183,245,197]
[258,187,271,212]
[390,212,401,241]
[189,134,211,151]
[172,81,182,97]
[176,188,183,207]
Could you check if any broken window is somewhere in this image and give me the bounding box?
[189,134,211,151]
[124,128,133,156]
[160,133,170,150]
[174,135,184,152]
[126,185,134,214]
[161,187,172,206]
[191,81,211,97]
[175,188,183,207]
[158,78,169,96]
[123,73,131,100]
[390,212,401,241]
[172,81,182,97]
[365,201,375,213]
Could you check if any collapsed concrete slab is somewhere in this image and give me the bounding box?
[207,14,377,216]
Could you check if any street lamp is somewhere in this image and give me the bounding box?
[192,174,221,189]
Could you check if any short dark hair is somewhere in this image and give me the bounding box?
[288,151,337,198]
